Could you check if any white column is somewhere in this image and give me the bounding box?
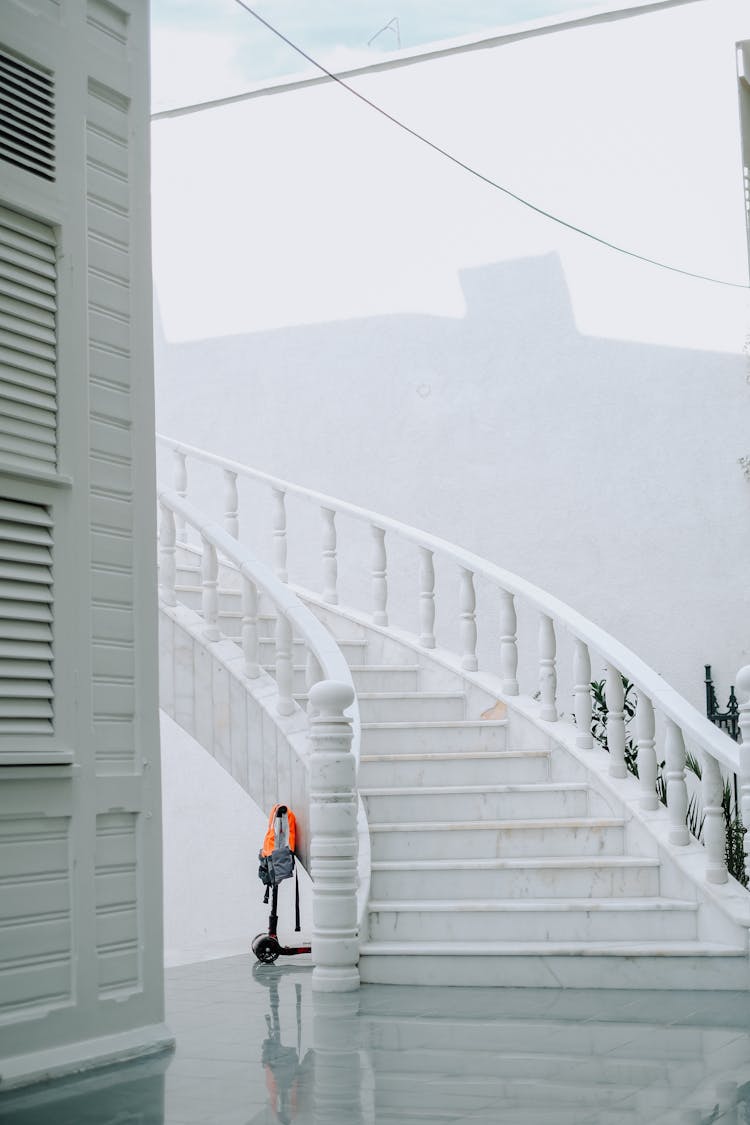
[371,525,388,626]
[665,718,690,846]
[418,547,436,649]
[312,992,363,1125]
[702,751,728,884]
[321,507,338,605]
[223,469,239,539]
[636,693,659,810]
[498,589,519,696]
[275,613,295,716]
[459,568,478,672]
[200,535,220,642]
[573,639,592,748]
[241,575,260,678]
[272,487,288,583]
[173,449,187,543]
[538,614,557,721]
[736,666,750,878]
[309,680,359,992]
[605,665,627,779]
[158,502,177,606]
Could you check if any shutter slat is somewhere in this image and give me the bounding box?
[0,678,53,697]
[0,698,52,717]
[0,599,53,622]
[0,524,53,548]
[0,396,56,430]
[0,327,55,362]
[0,664,53,683]
[0,639,52,660]
[0,357,56,390]
[0,50,55,184]
[0,380,56,413]
[0,539,50,564]
[0,718,52,734]
[0,239,56,281]
[0,579,53,603]
[0,276,56,314]
[0,499,52,527]
[0,206,55,247]
[0,415,56,446]
[0,619,52,641]
[0,561,52,584]
[0,96,54,139]
[0,311,55,346]
[0,292,55,330]
[0,436,56,467]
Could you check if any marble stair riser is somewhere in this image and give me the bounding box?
[264,664,420,694]
[358,950,749,990]
[370,1109,636,1125]
[369,820,625,861]
[366,901,698,943]
[361,720,509,754]
[361,784,595,823]
[347,693,467,723]
[368,859,662,900]
[359,750,552,787]
[371,1073,651,1111]
[257,637,369,664]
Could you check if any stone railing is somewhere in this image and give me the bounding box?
[157,436,750,893]
[158,487,364,990]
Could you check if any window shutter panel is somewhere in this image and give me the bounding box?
[0,48,55,182]
[0,205,57,474]
[0,497,53,734]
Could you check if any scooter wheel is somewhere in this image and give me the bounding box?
[252,933,279,963]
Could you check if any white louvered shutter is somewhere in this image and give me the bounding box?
[0,497,53,734]
[0,205,57,475]
[0,48,55,183]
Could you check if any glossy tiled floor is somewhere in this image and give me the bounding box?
[3,954,750,1124]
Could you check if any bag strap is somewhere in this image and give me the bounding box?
[294,866,300,933]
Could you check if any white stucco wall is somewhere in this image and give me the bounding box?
[152,0,750,709]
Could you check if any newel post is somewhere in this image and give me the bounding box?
[737,666,750,878]
[309,680,359,992]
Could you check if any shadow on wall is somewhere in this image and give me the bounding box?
[154,252,749,703]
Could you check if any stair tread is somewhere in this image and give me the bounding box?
[368,897,698,912]
[369,817,625,831]
[269,663,419,673]
[371,856,660,870]
[361,782,588,796]
[361,940,746,956]
[362,751,549,762]
[362,719,508,729]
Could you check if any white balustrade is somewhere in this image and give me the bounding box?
[635,693,658,810]
[309,680,359,992]
[272,487,288,583]
[306,650,323,716]
[158,502,177,607]
[321,507,338,605]
[275,614,295,716]
[173,448,187,543]
[702,751,728,884]
[573,639,592,748]
[538,614,557,721]
[737,666,750,877]
[241,575,260,678]
[499,589,519,696]
[200,535,220,641]
[223,469,239,539]
[418,547,436,649]
[459,569,478,672]
[665,719,690,846]
[605,665,627,779]
[371,526,388,626]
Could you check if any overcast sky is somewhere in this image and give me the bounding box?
[151,0,602,112]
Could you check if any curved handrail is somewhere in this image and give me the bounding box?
[157,486,371,928]
[157,434,739,775]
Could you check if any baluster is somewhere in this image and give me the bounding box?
[158,502,177,606]
[241,575,259,678]
[419,548,436,649]
[636,693,658,810]
[605,665,627,778]
[173,449,187,543]
[459,569,478,671]
[321,508,338,604]
[275,613,294,716]
[306,650,323,716]
[702,751,728,883]
[201,536,220,641]
[223,469,239,539]
[736,666,750,878]
[665,719,690,845]
[498,589,518,696]
[272,488,288,583]
[371,526,388,626]
[573,639,592,748]
[538,614,557,721]
[309,680,359,992]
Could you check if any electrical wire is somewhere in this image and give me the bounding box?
[233,0,750,290]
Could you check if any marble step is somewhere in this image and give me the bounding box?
[368,817,626,861]
[256,636,368,664]
[362,719,509,754]
[297,691,466,724]
[359,750,551,788]
[358,941,748,990]
[361,782,594,823]
[370,1070,645,1112]
[263,663,420,694]
[369,855,662,900]
[366,898,698,943]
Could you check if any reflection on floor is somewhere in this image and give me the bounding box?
[3,954,750,1123]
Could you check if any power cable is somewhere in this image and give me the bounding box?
[233,0,750,290]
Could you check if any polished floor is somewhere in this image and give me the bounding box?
[3,954,750,1124]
